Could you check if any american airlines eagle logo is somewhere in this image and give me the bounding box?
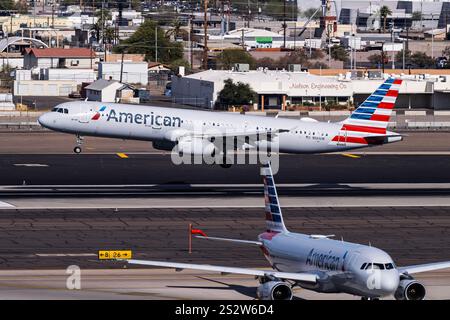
[91,106,107,120]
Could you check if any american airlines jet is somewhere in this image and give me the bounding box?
[38,78,403,166]
[123,162,450,300]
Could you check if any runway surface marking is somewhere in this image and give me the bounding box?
[116,153,129,159]
[0,201,14,208]
[13,163,49,167]
[341,153,361,159]
[3,196,450,209]
[35,253,97,257]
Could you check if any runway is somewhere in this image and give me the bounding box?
[1,154,450,194]
[0,206,448,269]
[0,206,448,299]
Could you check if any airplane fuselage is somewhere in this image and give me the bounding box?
[38,101,399,154]
[258,231,399,298]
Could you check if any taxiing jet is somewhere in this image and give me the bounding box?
[38,78,403,166]
[123,163,450,300]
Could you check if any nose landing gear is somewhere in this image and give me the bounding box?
[74,135,84,154]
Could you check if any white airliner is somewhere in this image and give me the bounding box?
[121,162,450,300]
[38,78,403,166]
[122,162,450,300]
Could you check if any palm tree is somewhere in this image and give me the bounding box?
[380,5,392,33]
[165,19,183,40]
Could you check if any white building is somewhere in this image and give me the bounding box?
[23,48,97,70]
[13,80,78,97]
[172,68,450,110]
[98,62,148,85]
[85,79,136,103]
[40,68,96,85]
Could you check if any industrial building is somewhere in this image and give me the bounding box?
[171,67,450,110]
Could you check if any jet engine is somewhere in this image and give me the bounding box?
[177,137,217,157]
[394,279,426,300]
[152,140,176,151]
[256,281,293,300]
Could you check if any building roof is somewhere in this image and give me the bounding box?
[85,79,119,91]
[0,36,48,53]
[25,47,95,58]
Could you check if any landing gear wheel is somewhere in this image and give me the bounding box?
[74,146,82,154]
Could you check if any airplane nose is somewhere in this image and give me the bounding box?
[381,272,399,294]
[38,113,53,129]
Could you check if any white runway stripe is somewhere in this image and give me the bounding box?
[0,201,14,208]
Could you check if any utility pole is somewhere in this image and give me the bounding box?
[155,26,158,63]
[282,0,287,49]
[203,0,209,70]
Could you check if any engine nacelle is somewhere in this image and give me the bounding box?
[152,140,176,151]
[394,279,426,300]
[256,281,293,300]
[177,137,217,157]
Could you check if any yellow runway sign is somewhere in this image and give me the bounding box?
[116,153,129,159]
[98,250,132,260]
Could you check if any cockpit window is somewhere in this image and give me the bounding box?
[364,263,385,270]
[63,108,68,114]
[385,263,394,270]
[360,263,367,270]
[52,107,58,112]
[57,108,63,113]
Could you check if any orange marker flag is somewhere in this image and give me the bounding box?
[188,224,208,254]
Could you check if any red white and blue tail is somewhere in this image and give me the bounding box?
[261,163,288,234]
[333,77,402,145]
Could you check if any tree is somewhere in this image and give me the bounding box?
[380,5,392,32]
[0,0,14,10]
[412,11,422,22]
[216,49,256,70]
[115,20,183,63]
[410,52,435,68]
[93,8,112,45]
[216,79,257,110]
[169,58,191,74]
[330,45,349,62]
[277,49,309,68]
[442,46,450,58]
[256,57,279,69]
[302,7,323,20]
[395,49,411,65]
[368,53,382,68]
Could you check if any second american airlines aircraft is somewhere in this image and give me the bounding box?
[38,78,403,165]
[123,162,450,300]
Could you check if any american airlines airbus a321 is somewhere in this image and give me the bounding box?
[38,78,403,166]
[123,162,450,300]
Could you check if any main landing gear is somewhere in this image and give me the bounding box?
[74,135,84,154]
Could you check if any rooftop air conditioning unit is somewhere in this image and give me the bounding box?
[234,63,250,72]
[288,64,302,72]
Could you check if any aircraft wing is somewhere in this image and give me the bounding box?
[168,128,290,145]
[398,261,450,275]
[195,235,262,246]
[125,259,317,283]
